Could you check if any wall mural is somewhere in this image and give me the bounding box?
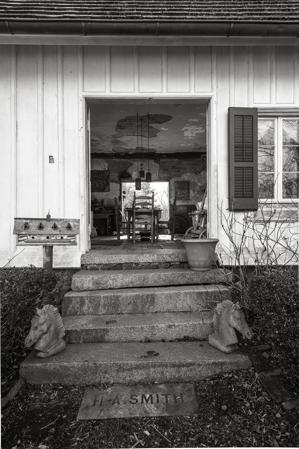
[90,103,206,154]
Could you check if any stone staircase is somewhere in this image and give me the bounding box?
[20,248,251,385]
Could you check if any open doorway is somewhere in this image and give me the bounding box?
[88,99,208,245]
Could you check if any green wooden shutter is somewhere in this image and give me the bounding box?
[228,107,258,211]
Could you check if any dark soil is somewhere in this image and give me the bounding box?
[0,268,74,397]
[2,369,298,449]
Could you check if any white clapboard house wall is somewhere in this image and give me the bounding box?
[0,3,298,267]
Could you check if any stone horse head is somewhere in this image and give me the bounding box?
[25,305,66,358]
[208,300,252,353]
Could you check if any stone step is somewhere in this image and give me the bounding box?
[62,285,230,316]
[71,268,231,291]
[81,247,187,269]
[63,312,213,343]
[20,341,251,385]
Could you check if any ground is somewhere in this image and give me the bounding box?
[2,366,298,449]
[1,266,298,448]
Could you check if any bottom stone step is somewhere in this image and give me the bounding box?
[20,341,251,385]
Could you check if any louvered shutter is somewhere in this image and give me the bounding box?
[228,107,258,211]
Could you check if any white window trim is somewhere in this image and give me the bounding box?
[258,113,299,204]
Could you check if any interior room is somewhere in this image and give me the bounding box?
[89,100,207,244]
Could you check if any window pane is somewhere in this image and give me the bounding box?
[258,173,274,198]
[283,146,299,172]
[283,119,299,145]
[258,120,275,145]
[258,145,275,171]
[282,173,299,198]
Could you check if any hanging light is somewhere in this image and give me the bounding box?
[135,112,142,190]
[139,163,145,178]
[145,111,152,182]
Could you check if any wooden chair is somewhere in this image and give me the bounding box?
[131,192,156,244]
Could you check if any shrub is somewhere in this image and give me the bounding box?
[242,268,298,383]
[0,268,73,395]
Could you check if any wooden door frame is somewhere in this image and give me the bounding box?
[81,94,217,252]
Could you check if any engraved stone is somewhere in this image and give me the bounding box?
[77,383,198,420]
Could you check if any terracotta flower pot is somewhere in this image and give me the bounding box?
[182,238,219,271]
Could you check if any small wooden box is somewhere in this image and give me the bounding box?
[13,217,80,246]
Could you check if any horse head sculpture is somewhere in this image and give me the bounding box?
[208,300,252,353]
[25,305,66,358]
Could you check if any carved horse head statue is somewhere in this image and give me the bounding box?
[25,305,66,358]
[208,300,252,353]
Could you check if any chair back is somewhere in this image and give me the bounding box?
[133,192,154,209]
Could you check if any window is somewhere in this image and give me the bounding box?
[258,117,299,200]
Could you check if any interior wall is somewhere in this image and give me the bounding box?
[90,101,207,212]
[90,154,206,207]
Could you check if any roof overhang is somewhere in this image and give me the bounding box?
[1,20,299,37]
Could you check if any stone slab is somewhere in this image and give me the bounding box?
[63,311,213,343]
[77,383,198,419]
[20,341,251,385]
[71,268,232,291]
[81,247,187,266]
[62,285,230,316]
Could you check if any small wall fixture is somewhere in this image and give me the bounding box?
[135,177,141,190]
[49,155,54,163]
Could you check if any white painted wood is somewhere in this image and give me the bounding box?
[138,47,162,93]
[1,35,298,47]
[43,46,60,217]
[1,43,298,267]
[63,46,80,217]
[295,46,299,104]
[16,46,39,216]
[194,47,212,93]
[253,46,271,104]
[37,47,44,215]
[166,47,190,93]
[0,46,13,264]
[110,47,135,92]
[83,46,106,92]
[275,46,295,104]
[233,47,250,107]
[215,46,230,205]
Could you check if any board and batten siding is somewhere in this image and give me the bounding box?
[0,44,298,267]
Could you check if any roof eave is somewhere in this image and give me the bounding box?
[1,20,299,37]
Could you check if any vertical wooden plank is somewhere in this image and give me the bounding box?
[253,46,271,104]
[194,47,212,92]
[16,45,39,216]
[110,47,135,92]
[234,47,250,107]
[166,47,190,92]
[0,46,13,264]
[214,46,233,257]
[138,46,162,92]
[43,46,60,216]
[63,46,80,217]
[83,46,106,92]
[295,46,299,105]
[216,46,230,206]
[275,46,295,104]
[37,47,44,215]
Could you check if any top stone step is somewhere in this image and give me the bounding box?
[81,246,187,269]
[71,268,231,291]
